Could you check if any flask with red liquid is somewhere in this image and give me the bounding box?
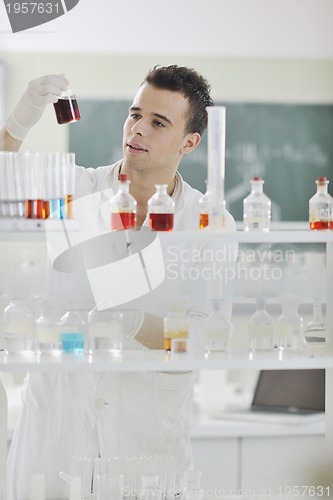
[110,173,137,230]
[309,177,333,230]
[148,184,175,231]
[53,88,81,125]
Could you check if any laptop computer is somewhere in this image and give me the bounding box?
[215,369,325,424]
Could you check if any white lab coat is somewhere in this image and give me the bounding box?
[7,162,236,500]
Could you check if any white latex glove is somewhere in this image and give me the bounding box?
[4,74,69,141]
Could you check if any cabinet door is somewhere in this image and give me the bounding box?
[241,435,327,493]
[191,437,238,492]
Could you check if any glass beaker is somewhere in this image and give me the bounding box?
[53,88,81,125]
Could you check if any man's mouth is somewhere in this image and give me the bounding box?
[127,142,148,153]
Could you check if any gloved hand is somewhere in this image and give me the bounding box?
[4,74,69,141]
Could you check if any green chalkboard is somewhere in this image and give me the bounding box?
[69,101,333,221]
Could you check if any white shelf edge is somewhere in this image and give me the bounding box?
[1,349,332,372]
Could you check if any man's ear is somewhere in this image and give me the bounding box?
[181,132,201,155]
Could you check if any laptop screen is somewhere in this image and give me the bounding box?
[251,369,325,414]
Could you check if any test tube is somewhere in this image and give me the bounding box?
[0,152,25,218]
[206,106,226,230]
[24,152,45,219]
[64,152,76,219]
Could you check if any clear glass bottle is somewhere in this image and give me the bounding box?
[205,299,233,352]
[248,298,275,351]
[276,298,303,350]
[35,303,62,355]
[309,177,333,230]
[110,173,137,230]
[3,299,35,355]
[59,307,86,354]
[183,471,204,500]
[148,184,175,231]
[163,301,189,352]
[87,307,123,354]
[303,298,327,348]
[243,177,271,232]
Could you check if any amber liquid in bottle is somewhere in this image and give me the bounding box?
[149,213,174,231]
[310,220,333,230]
[111,212,136,230]
[164,331,188,352]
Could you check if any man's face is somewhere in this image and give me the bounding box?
[122,83,196,176]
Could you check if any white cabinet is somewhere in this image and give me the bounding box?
[0,228,333,499]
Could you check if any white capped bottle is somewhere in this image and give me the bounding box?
[183,471,204,500]
[309,177,333,230]
[148,184,175,231]
[110,173,137,230]
[243,177,271,232]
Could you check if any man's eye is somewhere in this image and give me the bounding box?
[130,113,140,119]
[153,120,165,127]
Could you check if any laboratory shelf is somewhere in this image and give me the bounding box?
[0,348,332,372]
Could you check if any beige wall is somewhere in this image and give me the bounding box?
[2,51,333,155]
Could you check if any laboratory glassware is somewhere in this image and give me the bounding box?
[206,106,226,230]
[110,173,137,230]
[0,152,26,218]
[248,297,275,351]
[35,304,62,355]
[59,307,87,354]
[140,474,161,500]
[276,298,303,350]
[148,184,175,231]
[87,307,123,354]
[3,299,35,355]
[198,184,209,229]
[303,298,327,348]
[205,299,233,352]
[243,177,271,232]
[24,152,46,219]
[309,176,333,230]
[163,301,189,352]
[53,88,81,125]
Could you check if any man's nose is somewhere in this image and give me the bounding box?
[131,118,146,135]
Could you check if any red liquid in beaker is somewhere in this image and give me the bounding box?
[54,97,81,125]
[149,213,174,231]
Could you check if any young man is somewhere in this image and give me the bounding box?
[2,66,236,498]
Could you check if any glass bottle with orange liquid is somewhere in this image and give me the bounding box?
[163,301,189,352]
[148,184,175,231]
[309,177,333,230]
[110,173,137,230]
